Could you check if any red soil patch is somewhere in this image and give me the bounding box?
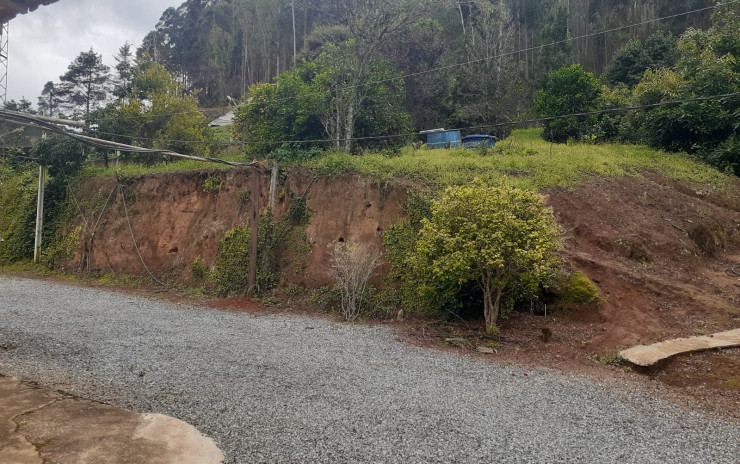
[53,169,740,419]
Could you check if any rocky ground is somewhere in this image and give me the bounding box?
[1,276,738,464]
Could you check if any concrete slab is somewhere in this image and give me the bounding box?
[620,328,740,367]
[0,377,224,464]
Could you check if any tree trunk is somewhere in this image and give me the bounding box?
[343,93,356,152]
[458,2,466,36]
[482,278,505,332]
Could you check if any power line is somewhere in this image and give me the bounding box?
[0,109,260,168]
[84,92,740,148]
[83,0,733,124]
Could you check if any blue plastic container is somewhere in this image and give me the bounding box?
[462,135,498,148]
[425,130,461,149]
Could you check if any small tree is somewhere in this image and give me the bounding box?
[603,31,678,88]
[93,59,208,158]
[330,242,381,321]
[59,48,111,116]
[38,82,64,117]
[410,181,562,333]
[534,64,602,143]
[3,98,35,113]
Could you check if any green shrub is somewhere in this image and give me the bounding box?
[534,64,602,144]
[236,191,251,211]
[307,286,341,311]
[559,271,604,306]
[286,196,310,226]
[203,176,223,194]
[363,288,402,319]
[0,164,37,264]
[261,295,282,307]
[212,209,307,296]
[41,226,81,268]
[191,258,209,281]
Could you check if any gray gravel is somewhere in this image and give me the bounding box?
[0,276,738,464]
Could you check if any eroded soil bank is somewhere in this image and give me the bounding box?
[59,168,740,412]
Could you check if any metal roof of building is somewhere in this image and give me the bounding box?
[209,110,235,127]
[0,0,59,22]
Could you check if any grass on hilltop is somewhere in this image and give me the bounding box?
[79,128,734,192]
[308,129,734,191]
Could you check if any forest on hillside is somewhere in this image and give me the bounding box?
[5,0,737,174]
[138,0,713,106]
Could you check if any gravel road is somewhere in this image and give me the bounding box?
[0,276,738,463]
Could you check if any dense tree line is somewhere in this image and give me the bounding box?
[535,3,739,173]
[13,0,732,172]
[137,0,713,104]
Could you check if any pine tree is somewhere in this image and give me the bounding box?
[3,98,34,113]
[37,82,63,117]
[113,42,135,100]
[59,49,111,116]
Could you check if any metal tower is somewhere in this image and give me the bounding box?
[0,22,8,106]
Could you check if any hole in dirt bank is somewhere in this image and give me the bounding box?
[338,237,345,243]
[168,247,179,254]
[689,223,726,258]
[626,240,652,263]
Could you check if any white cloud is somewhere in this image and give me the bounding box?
[6,0,182,104]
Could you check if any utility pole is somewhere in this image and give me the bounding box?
[33,165,45,263]
[268,162,278,209]
[247,165,260,297]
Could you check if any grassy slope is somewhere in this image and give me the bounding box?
[78,128,734,192]
[309,129,734,191]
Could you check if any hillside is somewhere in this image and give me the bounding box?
[139,0,713,105]
[2,129,739,412]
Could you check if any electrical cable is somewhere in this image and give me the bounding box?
[119,183,169,288]
[0,153,38,161]
[82,0,735,124]
[87,184,118,275]
[201,171,318,297]
[85,91,740,147]
[0,109,261,168]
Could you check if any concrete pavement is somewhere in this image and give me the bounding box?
[0,376,223,464]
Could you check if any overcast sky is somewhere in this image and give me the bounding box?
[7,0,183,105]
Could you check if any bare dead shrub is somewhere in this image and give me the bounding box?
[329,242,381,321]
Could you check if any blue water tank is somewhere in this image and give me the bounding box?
[425,130,461,149]
[462,135,498,148]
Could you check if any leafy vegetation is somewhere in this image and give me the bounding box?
[575,4,740,174]
[213,211,283,294]
[132,0,712,109]
[202,176,224,194]
[308,129,733,191]
[534,64,602,143]
[90,58,210,160]
[212,203,311,296]
[556,271,604,307]
[603,31,679,88]
[0,161,37,264]
[405,181,562,332]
